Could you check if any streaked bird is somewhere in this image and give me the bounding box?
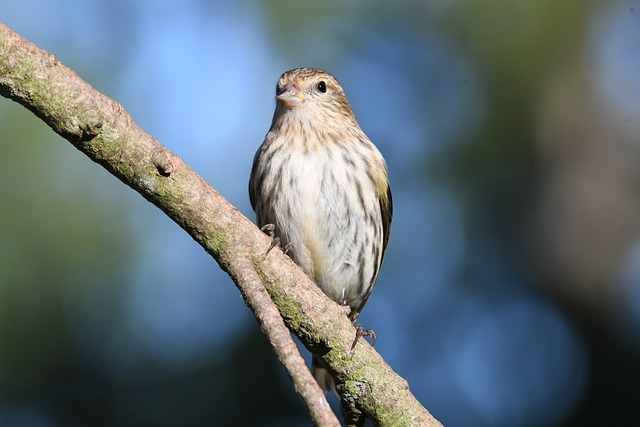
[249,67,392,391]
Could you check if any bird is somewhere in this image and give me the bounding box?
[249,67,392,391]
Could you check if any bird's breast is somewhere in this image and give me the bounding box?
[262,138,382,305]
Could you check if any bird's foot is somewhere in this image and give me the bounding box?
[349,311,376,350]
[260,224,292,256]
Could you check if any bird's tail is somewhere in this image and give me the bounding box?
[311,355,335,393]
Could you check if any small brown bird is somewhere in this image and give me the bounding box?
[249,68,392,391]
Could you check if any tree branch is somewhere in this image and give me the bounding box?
[0,22,442,427]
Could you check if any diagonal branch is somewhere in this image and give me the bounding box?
[0,22,337,427]
[0,22,442,427]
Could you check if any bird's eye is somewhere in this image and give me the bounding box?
[317,81,327,93]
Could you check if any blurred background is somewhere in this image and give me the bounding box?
[1,1,640,426]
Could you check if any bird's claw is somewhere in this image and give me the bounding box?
[349,310,376,350]
[351,324,376,350]
[282,242,292,256]
[261,224,292,256]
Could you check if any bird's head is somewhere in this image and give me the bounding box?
[273,68,356,124]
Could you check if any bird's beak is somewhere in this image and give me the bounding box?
[276,83,304,108]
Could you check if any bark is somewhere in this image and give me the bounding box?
[0,22,442,427]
